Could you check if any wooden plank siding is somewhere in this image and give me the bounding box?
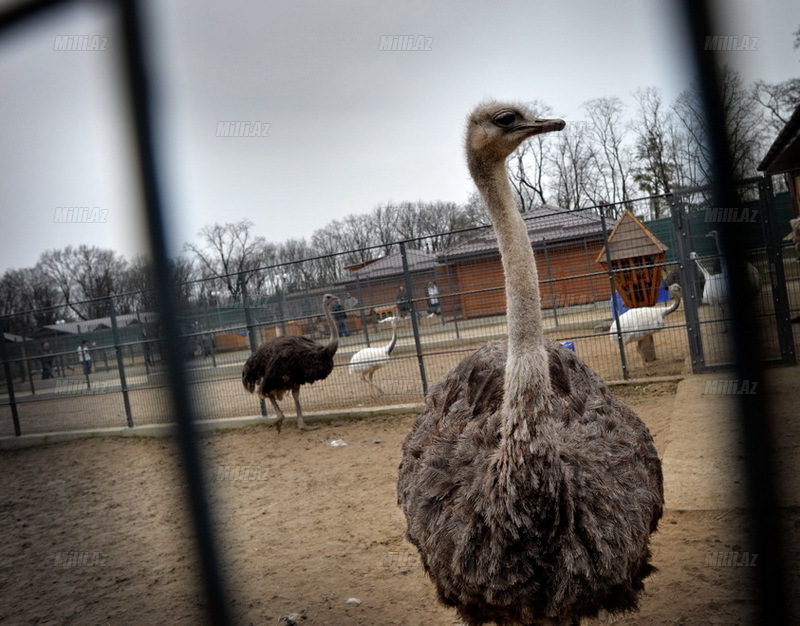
[446,241,611,320]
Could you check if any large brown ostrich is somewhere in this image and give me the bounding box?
[242,293,339,432]
[397,102,664,625]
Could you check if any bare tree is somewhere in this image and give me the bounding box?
[1,267,63,333]
[753,78,800,135]
[583,96,633,206]
[548,126,596,210]
[37,245,128,319]
[184,219,267,298]
[630,87,684,218]
[672,65,766,185]
[506,99,555,211]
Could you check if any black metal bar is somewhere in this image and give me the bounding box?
[117,1,232,623]
[759,177,796,365]
[399,241,428,396]
[670,198,706,373]
[0,318,22,436]
[600,208,630,380]
[678,1,789,622]
[108,298,133,426]
[240,272,267,417]
[541,239,559,327]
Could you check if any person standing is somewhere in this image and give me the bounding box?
[330,296,350,337]
[40,342,54,380]
[396,285,412,318]
[426,281,441,317]
[77,339,92,376]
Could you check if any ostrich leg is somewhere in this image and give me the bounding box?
[292,386,319,431]
[265,392,286,433]
[363,371,384,395]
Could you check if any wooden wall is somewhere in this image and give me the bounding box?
[448,241,611,319]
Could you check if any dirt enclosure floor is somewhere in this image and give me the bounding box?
[1,374,799,625]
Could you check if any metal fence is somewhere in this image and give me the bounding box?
[2,182,797,438]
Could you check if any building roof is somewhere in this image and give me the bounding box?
[596,210,668,264]
[439,204,604,262]
[345,248,438,281]
[39,312,158,336]
[758,104,800,175]
[3,332,31,343]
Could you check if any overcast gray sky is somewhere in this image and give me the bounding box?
[0,0,797,274]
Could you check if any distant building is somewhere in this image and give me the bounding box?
[438,205,610,319]
[758,104,800,219]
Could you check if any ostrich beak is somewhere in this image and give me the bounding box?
[517,118,566,137]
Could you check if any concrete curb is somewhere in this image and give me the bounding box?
[0,403,425,450]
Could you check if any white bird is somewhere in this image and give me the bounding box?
[706,230,761,296]
[610,284,681,364]
[690,250,729,332]
[348,316,398,393]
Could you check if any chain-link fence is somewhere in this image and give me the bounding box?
[2,184,797,437]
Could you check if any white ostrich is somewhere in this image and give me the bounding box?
[348,316,398,393]
[706,230,761,296]
[609,284,681,366]
[690,250,729,332]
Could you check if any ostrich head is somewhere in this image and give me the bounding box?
[322,293,337,309]
[466,102,565,176]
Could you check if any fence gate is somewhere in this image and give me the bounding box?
[670,177,796,373]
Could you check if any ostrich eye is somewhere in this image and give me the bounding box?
[493,111,517,127]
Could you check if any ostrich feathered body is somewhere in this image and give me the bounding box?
[349,323,397,377]
[398,339,663,624]
[242,335,335,398]
[609,294,680,345]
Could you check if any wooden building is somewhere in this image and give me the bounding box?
[338,248,449,319]
[595,210,668,308]
[758,103,800,219]
[438,205,610,320]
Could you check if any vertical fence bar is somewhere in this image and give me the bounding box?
[355,275,370,347]
[118,1,233,622]
[443,261,461,340]
[541,240,559,328]
[600,208,630,380]
[108,298,133,427]
[240,272,267,417]
[399,241,428,396]
[0,318,22,436]
[679,1,789,621]
[670,199,706,373]
[759,177,796,365]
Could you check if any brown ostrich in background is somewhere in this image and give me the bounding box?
[242,293,339,432]
[397,102,664,625]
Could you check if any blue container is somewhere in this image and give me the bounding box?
[560,340,576,353]
[610,287,670,319]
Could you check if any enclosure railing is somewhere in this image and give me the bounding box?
[2,186,797,438]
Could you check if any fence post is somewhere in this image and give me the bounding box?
[399,241,429,396]
[0,318,21,436]
[600,208,630,380]
[759,176,796,365]
[108,298,134,427]
[240,272,267,417]
[670,197,706,373]
[355,275,370,347]
[443,261,461,340]
[541,239,560,328]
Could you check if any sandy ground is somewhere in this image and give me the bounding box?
[1,369,798,625]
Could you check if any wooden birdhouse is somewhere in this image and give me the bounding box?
[596,210,668,308]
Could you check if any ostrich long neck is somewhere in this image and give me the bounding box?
[323,301,339,354]
[662,292,681,318]
[470,156,552,439]
[386,321,398,355]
